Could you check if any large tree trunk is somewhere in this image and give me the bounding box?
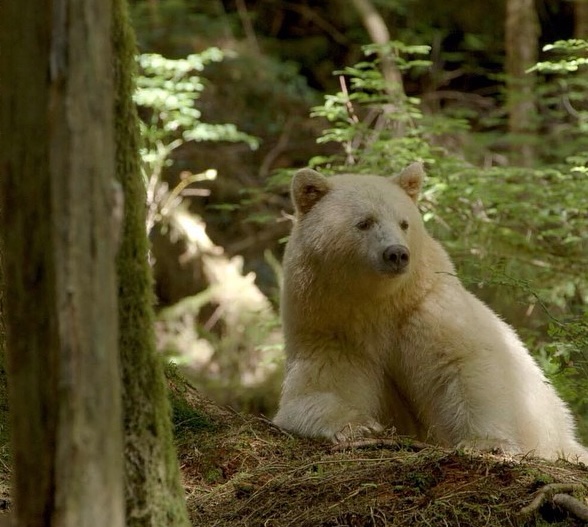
[112,0,190,525]
[505,0,540,166]
[0,0,124,526]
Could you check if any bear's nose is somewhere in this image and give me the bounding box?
[382,244,410,272]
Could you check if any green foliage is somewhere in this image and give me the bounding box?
[531,40,588,168]
[135,50,259,232]
[310,42,450,173]
[538,314,588,442]
[309,43,473,183]
[531,40,588,74]
[136,50,259,150]
[135,50,258,184]
[363,41,433,71]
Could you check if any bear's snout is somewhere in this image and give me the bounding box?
[382,244,410,273]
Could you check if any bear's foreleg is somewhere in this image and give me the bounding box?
[274,392,383,442]
[273,356,385,442]
[411,358,523,454]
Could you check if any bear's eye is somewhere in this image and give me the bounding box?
[400,219,409,231]
[356,217,375,231]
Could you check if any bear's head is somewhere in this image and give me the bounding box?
[289,163,426,288]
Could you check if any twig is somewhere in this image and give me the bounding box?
[259,118,295,178]
[339,75,359,125]
[561,92,581,119]
[332,437,436,453]
[332,438,398,451]
[422,90,495,109]
[160,169,216,218]
[519,483,586,517]
[339,75,359,165]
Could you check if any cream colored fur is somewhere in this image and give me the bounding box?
[273,163,588,463]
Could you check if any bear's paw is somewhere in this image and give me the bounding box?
[332,418,384,444]
[457,437,521,458]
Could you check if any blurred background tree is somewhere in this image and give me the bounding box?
[125,0,587,439]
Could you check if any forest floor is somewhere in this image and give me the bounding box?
[0,374,586,526]
[172,378,588,527]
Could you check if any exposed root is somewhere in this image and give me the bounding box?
[519,482,587,519]
[552,492,588,521]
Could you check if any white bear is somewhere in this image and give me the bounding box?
[273,162,588,463]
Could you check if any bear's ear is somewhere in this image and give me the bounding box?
[391,162,425,202]
[291,168,331,215]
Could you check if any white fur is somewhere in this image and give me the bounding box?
[273,164,588,463]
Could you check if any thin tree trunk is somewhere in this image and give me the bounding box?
[350,0,404,93]
[0,0,124,525]
[575,0,588,39]
[505,0,540,166]
[0,245,8,453]
[350,0,407,142]
[112,0,191,524]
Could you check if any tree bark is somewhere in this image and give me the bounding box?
[112,0,191,525]
[0,0,124,526]
[505,0,540,166]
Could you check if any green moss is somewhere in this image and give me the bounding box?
[521,468,555,487]
[170,391,214,438]
[112,0,189,524]
[165,363,215,437]
[204,468,224,484]
[406,470,436,492]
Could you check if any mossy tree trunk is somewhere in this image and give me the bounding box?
[505,0,539,166]
[112,0,191,525]
[0,0,124,525]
